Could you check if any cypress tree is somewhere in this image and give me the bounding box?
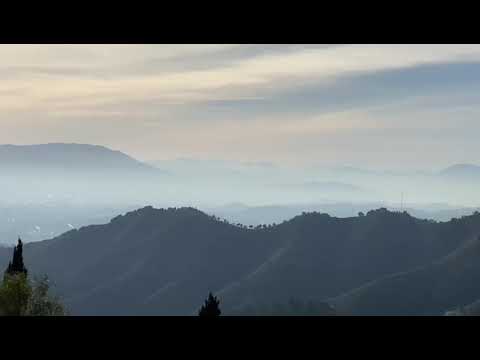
[198,292,221,316]
[0,239,66,316]
[5,238,28,277]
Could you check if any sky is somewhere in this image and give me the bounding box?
[1,44,480,170]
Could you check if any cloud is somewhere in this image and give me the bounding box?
[1,44,480,168]
[3,44,480,113]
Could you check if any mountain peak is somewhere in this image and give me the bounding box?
[111,206,211,225]
[0,143,155,173]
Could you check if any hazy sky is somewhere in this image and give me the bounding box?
[1,44,480,170]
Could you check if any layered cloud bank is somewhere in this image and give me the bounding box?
[1,44,480,168]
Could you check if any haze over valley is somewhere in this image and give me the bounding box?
[1,143,479,245]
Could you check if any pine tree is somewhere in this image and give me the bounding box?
[198,292,221,316]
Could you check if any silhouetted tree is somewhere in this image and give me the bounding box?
[0,238,65,316]
[5,238,27,277]
[198,292,221,316]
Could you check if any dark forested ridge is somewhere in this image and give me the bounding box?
[331,232,480,315]
[1,206,480,315]
[0,207,280,315]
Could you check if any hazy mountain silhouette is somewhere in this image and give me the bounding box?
[277,181,365,193]
[210,202,480,226]
[1,207,480,315]
[0,143,168,206]
[0,143,158,174]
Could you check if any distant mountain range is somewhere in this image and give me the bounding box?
[1,206,480,315]
[278,181,364,193]
[0,143,158,174]
[1,143,478,181]
[210,202,480,226]
[0,143,169,204]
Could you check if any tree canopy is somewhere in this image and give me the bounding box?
[0,238,66,316]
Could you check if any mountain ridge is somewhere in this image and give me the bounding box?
[0,143,158,173]
[1,206,480,315]
[331,226,480,315]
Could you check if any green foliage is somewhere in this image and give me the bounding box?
[0,237,66,316]
[0,273,31,316]
[0,273,66,316]
[25,275,67,316]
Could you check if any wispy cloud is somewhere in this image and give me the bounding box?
[1,44,480,168]
[3,44,480,111]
